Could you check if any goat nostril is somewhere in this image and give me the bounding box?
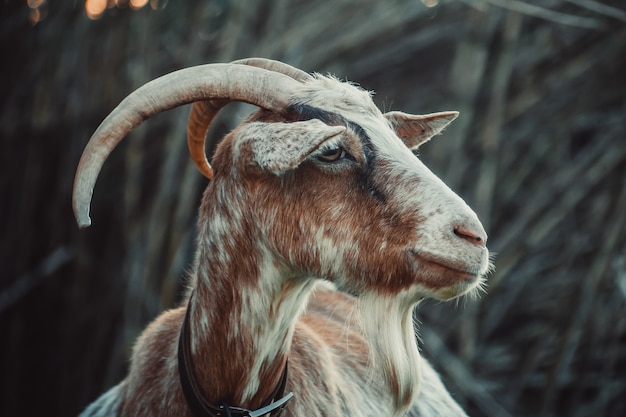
[454,226,486,246]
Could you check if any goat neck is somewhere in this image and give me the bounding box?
[188,180,313,410]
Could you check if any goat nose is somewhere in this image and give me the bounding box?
[453,224,487,247]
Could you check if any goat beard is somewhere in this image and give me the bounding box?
[357,291,422,416]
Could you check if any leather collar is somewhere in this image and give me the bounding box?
[178,292,293,417]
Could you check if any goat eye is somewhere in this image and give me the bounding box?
[317,146,345,163]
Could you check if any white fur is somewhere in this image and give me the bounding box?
[79,382,125,417]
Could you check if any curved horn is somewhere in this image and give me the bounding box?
[73,63,299,229]
[231,58,313,82]
[187,99,230,179]
[188,58,312,179]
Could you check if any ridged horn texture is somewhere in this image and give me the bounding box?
[73,63,299,229]
[187,58,312,179]
[231,58,313,82]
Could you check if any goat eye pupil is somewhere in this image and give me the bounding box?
[317,147,345,162]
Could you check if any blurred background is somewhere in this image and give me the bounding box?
[1,0,625,416]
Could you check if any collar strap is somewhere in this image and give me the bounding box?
[178,292,293,417]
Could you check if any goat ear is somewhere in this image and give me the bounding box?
[385,111,459,149]
[246,120,347,173]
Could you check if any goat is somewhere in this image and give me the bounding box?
[74,58,491,417]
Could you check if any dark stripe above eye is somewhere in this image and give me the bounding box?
[358,135,387,205]
[287,104,373,146]
[287,104,387,204]
[287,104,346,127]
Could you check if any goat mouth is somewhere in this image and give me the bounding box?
[408,249,482,293]
[410,250,479,276]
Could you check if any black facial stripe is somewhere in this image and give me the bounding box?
[287,104,372,148]
[345,121,367,143]
[286,104,346,127]
[287,104,387,203]
[356,130,387,204]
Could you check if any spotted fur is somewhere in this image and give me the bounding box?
[79,71,490,417]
